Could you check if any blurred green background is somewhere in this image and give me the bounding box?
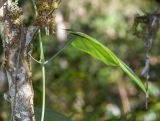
[1,0,160,121]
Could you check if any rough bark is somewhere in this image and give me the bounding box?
[0,1,37,121]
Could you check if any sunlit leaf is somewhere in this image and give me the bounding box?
[70,31,146,93]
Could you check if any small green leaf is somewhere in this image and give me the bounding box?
[70,31,146,93]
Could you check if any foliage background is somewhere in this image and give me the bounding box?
[1,0,160,121]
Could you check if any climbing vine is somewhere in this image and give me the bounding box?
[135,11,160,109]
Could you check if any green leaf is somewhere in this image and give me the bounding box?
[35,108,71,121]
[70,31,146,93]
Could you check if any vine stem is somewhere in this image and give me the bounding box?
[39,30,46,121]
[31,1,66,120]
[41,64,46,121]
[32,0,46,120]
[44,39,73,65]
[141,16,158,109]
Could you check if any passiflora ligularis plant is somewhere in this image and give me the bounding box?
[0,0,152,121]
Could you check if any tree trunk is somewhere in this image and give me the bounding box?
[0,1,36,121]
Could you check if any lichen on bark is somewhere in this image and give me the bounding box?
[0,0,58,120]
[0,1,37,121]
